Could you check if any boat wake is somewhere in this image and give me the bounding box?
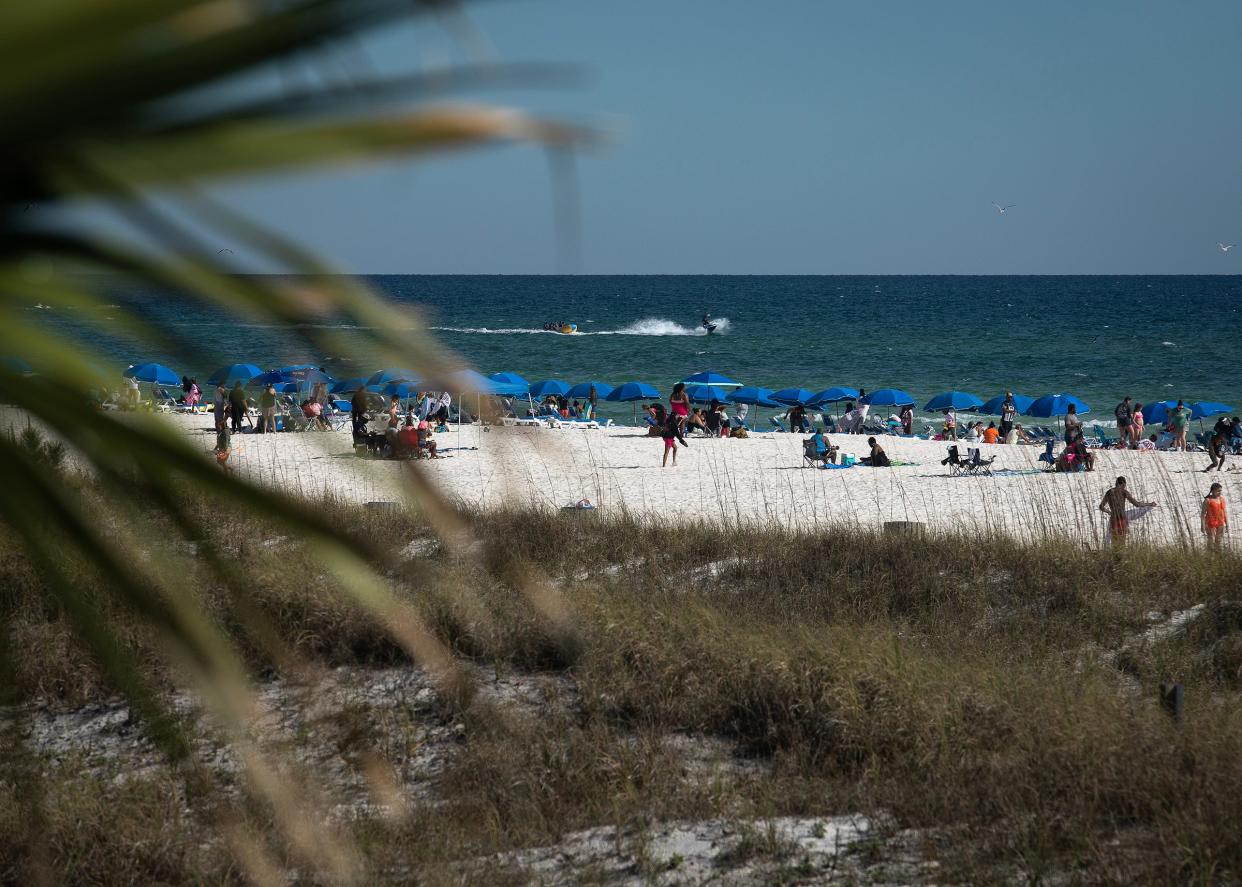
[430,317,731,337]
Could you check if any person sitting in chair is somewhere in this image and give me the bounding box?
[806,426,838,464]
[686,408,708,435]
[417,419,440,458]
[398,414,421,457]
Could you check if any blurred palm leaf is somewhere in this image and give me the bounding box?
[0,0,587,876]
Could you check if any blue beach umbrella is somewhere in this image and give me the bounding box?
[605,381,660,402]
[1025,394,1090,418]
[1140,400,1179,424]
[278,367,332,385]
[681,371,742,388]
[248,370,291,388]
[861,388,915,407]
[566,381,614,399]
[123,362,180,385]
[810,386,860,406]
[207,363,262,386]
[489,372,529,394]
[277,364,318,374]
[1191,401,1233,420]
[685,384,731,404]
[770,387,817,407]
[728,386,781,408]
[1,357,33,375]
[979,393,1035,416]
[923,391,984,413]
[330,376,368,394]
[382,381,421,398]
[366,368,419,386]
[528,379,571,398]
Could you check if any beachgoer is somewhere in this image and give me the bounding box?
[1004,423,1032,445]
[861,436,890,467]
[1064,403,1082,444]
[351,386,369,438]
[1114,396,1133,447]
[1170,400,1189,451]
[588,385,598,419]
[687,408,708,435]
[999,392,1017,440]
[259,384,278,433]
[983,421,999,445]
[213,424,232,473]
[900,404,913,436]
[853,391,869,434]
[418,420,439,458]
[661,412,681,467]
[1099,476,1155,544]
[1205,418,1231,472]
[435,390,452,424]
[1131,403,1144,448]
[943,408,957,440]
[186,378,201,409]
[213,383,228,431]
[125,375,140,408]
[303,398,327,430]
[789,403,810,434]
[229,381,248,433]
[733,402,749,429]
[669,382,690,435]
[1202,483,1228,548]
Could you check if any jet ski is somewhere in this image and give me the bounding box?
[701,314,717,335]
[543,321,579,334]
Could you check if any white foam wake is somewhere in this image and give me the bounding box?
[430,317,731,337]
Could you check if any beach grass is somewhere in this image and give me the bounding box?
[4,483,1242,883]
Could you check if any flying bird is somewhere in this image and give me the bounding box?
[217,248,233,254]
[1219,243,1234,253]
[992,202,1016,214]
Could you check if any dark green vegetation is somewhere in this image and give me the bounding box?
[3,481,1241,884]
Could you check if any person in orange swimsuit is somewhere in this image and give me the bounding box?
[1201,482,1228,549]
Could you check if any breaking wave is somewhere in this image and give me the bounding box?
[430,317,731,337]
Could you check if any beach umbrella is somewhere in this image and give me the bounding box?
[923,391,984,413]
[248,370,291,388]
[206,363,261,386]
[278,367,332,384]
[978,393,1035,415]
[681,371,742,388]
[528,379,571,398]
[366,368,419,386]
[1025,394,1090,418]
[685,384,731,404]
[770,387,817,407]
[489,372,529,395]
[277,364,318,374]
[606,381,660,424]
[382,382,421,398]
[810,386,859,406]
[1,357,33,375]
[728,386,781,407]
[1140,400,1179,424]
[1191,401,1233,420]
[566,381,614,400]
[860,388,915,407]
[123,362,180,385]
[330,376,368,394]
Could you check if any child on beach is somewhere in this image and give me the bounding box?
[213,424,232,473]
[1201,483,1227,548]
[1099,476,1156,544]
[661,412,683,467]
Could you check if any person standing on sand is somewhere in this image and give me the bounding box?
[999,392,1016,441]
[943,407,957,440]
[213,423,232,473]
[1169,400,1189,451]
[228,381,247,433]
[900,403,913,436]
[1131,403,1144,448]
[661,411,682,467]
[853,390,869,434]
[669,382,690,437]
[259,383,278,433]
[214,382,228,431]
[1099,476,1156,544]
[1202,483,1227,548]
[1114,396,1134,448]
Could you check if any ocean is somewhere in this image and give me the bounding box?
[75,275,1242,416]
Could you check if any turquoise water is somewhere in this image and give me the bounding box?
[76,275,1242,414]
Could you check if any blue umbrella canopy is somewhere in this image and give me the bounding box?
[1024,394,1090,418]
[330,377,369,394]
[528,379,571,398]
[728,386,781,407]
[1140,400,1179,424]
[605,381,660,402]
[770,387,817,406]
[489,372,530,394]
[248,370,291,388]
[681,371,742,388]
[979,393,1035,415]
[810,386,860,405]
[861,388,915,407]
[1192,401,1234,420]
[685,384,731,404]
[123,362,180,385]
[382,382,421,398]
[1,356,33,375]
[366,368,419,386]
[207,363,262,386]
[277,364,318,374]
[275,381,306,394]
[279,367,332,384]
[923,391,984,413]
[566,381,614,399]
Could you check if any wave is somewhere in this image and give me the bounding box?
[430,317,731,337]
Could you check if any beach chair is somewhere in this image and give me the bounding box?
[1038,439,1056,468]
[769,416,788,433]
[961,448,995,476]
[802,439,828,468]
[941,445,967,477]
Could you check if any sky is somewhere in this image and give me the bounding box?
[206,1,1242,274]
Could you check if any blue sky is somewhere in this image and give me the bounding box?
[212,1,1242,274]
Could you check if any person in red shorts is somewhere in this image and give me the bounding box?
[1099,476,1156,544]
[1201,482,1228,549]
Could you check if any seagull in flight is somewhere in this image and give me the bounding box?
[1219,243,1234,253]
[992,202,1016,214]
[217,248,233,255]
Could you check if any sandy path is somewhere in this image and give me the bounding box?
[159,414,1239,549]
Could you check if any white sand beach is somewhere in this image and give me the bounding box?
[160,414,1239,549]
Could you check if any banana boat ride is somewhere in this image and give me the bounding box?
[542,321,579,334]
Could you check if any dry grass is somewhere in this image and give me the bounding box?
[4,484,1242,882]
